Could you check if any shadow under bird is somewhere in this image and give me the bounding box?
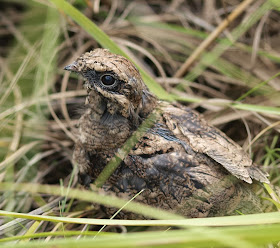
[64,49,269,218]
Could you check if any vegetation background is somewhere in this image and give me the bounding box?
[0,0,280,247]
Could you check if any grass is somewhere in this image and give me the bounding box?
[1,0,280,247]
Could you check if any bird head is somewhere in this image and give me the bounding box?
[64,49,156,123]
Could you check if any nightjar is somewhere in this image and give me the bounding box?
[64,48,269,218]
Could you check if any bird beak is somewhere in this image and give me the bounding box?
[64,62,78,72]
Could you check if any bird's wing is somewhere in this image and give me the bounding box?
[162,105,269,184]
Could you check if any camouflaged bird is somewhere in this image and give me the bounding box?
[64,48,269,218]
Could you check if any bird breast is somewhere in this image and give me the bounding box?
[78,107,131,152]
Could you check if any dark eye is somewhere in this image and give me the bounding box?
[101,74,116,86]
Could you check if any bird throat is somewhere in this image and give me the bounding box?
[86,88,157,129]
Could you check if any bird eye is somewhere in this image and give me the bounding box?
[101,74,116,86]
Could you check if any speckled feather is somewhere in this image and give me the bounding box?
[65,49,269,218]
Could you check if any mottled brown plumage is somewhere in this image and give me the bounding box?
[65,48,269,218]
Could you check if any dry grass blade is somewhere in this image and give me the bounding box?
[174,0,254,77]
[0,90,86,120]
[0,141,41,169]
[246,120,280,151]
[0,49,34,106]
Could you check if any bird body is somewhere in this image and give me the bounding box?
[65,49,269,218]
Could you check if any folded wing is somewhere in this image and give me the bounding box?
[162,105,269,184]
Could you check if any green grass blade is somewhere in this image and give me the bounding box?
[232,103,280,115]
[1,224,280,248]
[0,210,279,227]
[0,230,115,243]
